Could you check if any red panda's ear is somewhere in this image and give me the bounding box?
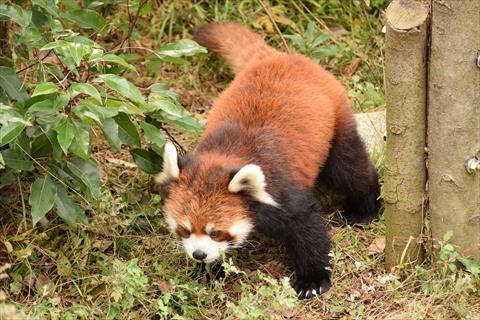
[228,164,279,207]
[155,142,180,185]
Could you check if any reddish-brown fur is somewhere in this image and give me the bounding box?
[165,153,251,237]
[165,23,360,231]
[162,22,380,298]
[199,23,354,189]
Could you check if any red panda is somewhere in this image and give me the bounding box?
[157,22,380,299]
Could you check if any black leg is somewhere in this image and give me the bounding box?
[285,209,332,299]
[319,126,380,224]
[248,190,332,299]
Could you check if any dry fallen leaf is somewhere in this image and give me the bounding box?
[159,280,171,293]
[35,273,55,296]
[367,236,386,255]
[106,157,137,168]
[345,57,362,79]
[92,239,113,252]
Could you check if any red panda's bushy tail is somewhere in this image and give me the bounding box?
[193,22,278,74]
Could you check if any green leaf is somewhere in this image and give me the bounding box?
[68,43,89,66]
[0,122,25,147]
[1,148,34,171]
[67,158,101,199]
[312,34,331,48]
[148,96,182,116]
[69,122,90,160]
[54,116,75,154]
[306,21,316,42]
[0,152,4,169]
[18,25,42,44]
[54,93,71,109]
[64,35,96,47]
[43,63,64,79]
[44,129,63,163]
[284,35,306,50]
[0,103,30,126]
[100,117,122,151]
[74,100,118,121]
[157,39,207,58]
[69,83,102,104]
[64,9,106,32]
[32,0,60,17]
[114,113,140,147]
[97,74,145,105]
[31,134,52,158]
[55,184,87,230]
[0,168,16,189]
[0,4,32,28]
[162,116,204,134]
[41,39,92,67]
[40,40,69,51]
[140,121,166,149]
[312,45,338,58]
[29,175,58,226]
[32,82,60,97]
[0,66,29,104]
[130,149,162,174]
[95,54,137,72]
[443,230,454,242]
[27,99,59,114]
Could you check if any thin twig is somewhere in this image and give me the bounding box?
[16,49,54,74]
[160,127,186,154]
[257,0,291,53]
[298,2,339,44]
[17,176,27,232]
[125,0,132,49]
[13,141,92,207]
[117,0,148,50]
[399,235,414,266]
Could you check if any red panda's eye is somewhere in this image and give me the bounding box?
[210,230,222,239]
[177,227,191,238]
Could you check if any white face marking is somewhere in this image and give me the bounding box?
[182,234,229,263]
[229,219,254,246]
[181,220,192,231]
[163,211,177,231]
[228,164,279,207]
[205,223,214,234]
[155,142,179,184]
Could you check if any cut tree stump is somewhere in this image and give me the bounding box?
[383,0,429,269]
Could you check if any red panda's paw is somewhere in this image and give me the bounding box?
[293,275,331,299]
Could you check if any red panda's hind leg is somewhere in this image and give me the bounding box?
[318,124,381,224]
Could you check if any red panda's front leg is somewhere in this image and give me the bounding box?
[248,190,332,299]
[284,204,332,299]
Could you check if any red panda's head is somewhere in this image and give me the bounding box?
[156,142,278,263]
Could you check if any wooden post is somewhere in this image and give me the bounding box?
[384,0,429,269]
[428,0,480,258]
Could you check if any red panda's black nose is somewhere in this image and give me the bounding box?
[192,250,207,261]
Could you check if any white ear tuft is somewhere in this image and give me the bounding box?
[155,142,180,184]
[228,164,279,207]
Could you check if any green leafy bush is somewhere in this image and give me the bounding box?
[0,0,205,229]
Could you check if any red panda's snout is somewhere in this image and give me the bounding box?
[178,219,253,263]
[163,210,254,263]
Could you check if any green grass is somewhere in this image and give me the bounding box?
[1,1,479,319]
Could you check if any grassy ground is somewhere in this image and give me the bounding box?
[1,1,479,319]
